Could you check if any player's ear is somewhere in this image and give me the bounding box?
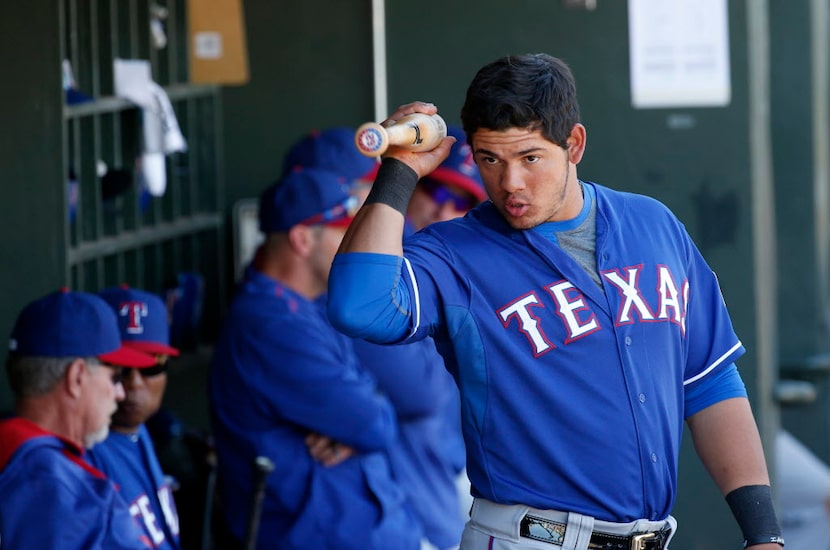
[63,358,86,398]
[565,123,587,164]
[287,224,316,257]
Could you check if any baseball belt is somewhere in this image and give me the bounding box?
[520,513,672,550]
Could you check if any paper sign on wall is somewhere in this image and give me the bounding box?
[628,0,731,109]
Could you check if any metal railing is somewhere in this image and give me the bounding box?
[60,0,226,330]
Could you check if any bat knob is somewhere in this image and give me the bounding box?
[354,122,389,157]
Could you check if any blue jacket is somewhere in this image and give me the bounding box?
[88,424,181,549]
[209,264,421,550]
[353,336,466,550]
[0,417,149,549]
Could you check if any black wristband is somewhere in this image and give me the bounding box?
[364,157,419,216]
[724,485,784,547]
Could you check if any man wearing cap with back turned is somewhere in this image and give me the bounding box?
[88,285,182,550]
[281,126,380,203]
[0,288,156,549]
[209,167,421,549]
[283,124,485,549]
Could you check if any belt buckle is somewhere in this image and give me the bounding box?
[630,532,659,550]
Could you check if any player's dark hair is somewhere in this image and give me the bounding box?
[460,53,581,149]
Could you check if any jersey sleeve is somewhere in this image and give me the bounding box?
[328,233,466,348]
[328,252,414,342]
[682,240,745,386]
[684,362,748,418]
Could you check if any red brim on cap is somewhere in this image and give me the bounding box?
[125,341,181,357]
[428,167,487,202]
[99,346,157,368]
[324,215,355,229]
[361,163,380,181]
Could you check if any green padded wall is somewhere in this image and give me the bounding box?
[0,2,66,412]
[220,0,378,210]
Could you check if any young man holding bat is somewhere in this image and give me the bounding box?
[327,53,783,549]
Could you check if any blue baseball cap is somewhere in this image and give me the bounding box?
[8,289,156,368]
[425,125,486,202]
[259,167,359,233]
[281,127,380,184]
[98,285,180,358]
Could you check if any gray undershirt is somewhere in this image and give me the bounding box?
[533,182,603,289]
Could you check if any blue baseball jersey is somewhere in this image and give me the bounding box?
[87,424,180,549]
[209,265,421,550]
[329,181,745,523]
[0,417,149,549]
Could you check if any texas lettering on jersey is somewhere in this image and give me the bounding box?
[127,485,179,547]
[498,263,688,356]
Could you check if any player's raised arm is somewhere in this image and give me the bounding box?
[336,101,455,256]
[329,102,454,341]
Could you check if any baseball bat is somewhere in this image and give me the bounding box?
[244,456,275,550]
[354,113,447,157]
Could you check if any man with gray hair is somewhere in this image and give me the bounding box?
[0,288,156,549]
